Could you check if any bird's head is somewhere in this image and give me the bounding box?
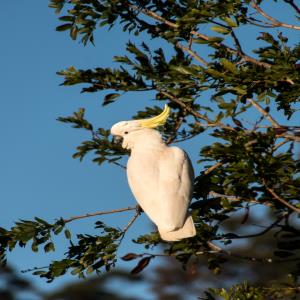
[110,105,170,150]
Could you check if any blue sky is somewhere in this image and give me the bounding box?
[0,1,299,297]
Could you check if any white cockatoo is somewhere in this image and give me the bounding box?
[110,105,196,241]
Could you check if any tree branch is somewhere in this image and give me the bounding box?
[283,0,300,14]
[205,240,300,264]
[64,206,137,223]
[273,139,290,152]
[247,98,280,127]
[176,43,209,67]
[223,216,285,240]
[110,160,127,169]
[208,191,263,205]
[203,162,223,175]
[129,4,271,68]
[251,1,300,30]
[264,184,300,214]
[166,114,184,145]
[173,132,201,143]
[230,30,244,55]
[159,90,235,131]
[119,206,142,243]
[246,17,278,28]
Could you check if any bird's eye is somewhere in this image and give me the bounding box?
[124,131,128,134]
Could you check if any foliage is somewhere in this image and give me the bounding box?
[203,280,299,300]
[1,0,300,298]
[0,265,143,299]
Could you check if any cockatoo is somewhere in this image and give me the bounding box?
[110,105,196,241]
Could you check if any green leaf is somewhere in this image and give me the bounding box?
[31,242,38,253]
[130,257,152,274]
[64,229,71,240]
[121,253,139,261]
[210,26,231,34]
[220,58,238,74]
[56,24,73,32]
[44,242,55,253]
[172,66,193,75]
[59,16,75,22]
[103,93,120,106]
[70,26,78,40]
[221,17,238,27]
[233,87,247,95]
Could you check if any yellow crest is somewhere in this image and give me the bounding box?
[139,105,170,128]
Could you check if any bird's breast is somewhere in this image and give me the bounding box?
[126,151,162,209]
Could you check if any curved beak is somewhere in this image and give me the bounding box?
[112,135,123,145]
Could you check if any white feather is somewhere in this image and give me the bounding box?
[110,124,196,241]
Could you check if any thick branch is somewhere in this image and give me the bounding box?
[283,134,300,142]
[203,162,223,175]
[251,1,300,30]
[64,206,137,223]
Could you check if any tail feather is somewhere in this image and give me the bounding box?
[159,215,196,241]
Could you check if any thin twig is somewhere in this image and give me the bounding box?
[160,90,235,131]
[283,0,300,14]
[176,43,209,66]
[273,139,290,151]
[110,160,127,169]
[264,184,300,214]
[121,206,141,235]
[173,132,201,143]
[247,98,280,127]
[119,206,142,243]
[251,1,300,30]
[222,216,285,240]
[208,191,263,205]
[230,30,244,55]
[246,17,278,28]
[150,249,300,264]
[205,241,300,264]
[166,114,184,145]
[64,206,137,223]
[210,19,244,55]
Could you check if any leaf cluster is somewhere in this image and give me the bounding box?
[58,108,128,165]
[1,0,299,295]
[35,221,121,282]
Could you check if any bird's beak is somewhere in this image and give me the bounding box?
[112,135,123,145]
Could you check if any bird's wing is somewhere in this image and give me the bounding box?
[156,146,194,231]
[127,146,194,232]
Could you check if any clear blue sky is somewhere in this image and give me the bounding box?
[0,1,299,297]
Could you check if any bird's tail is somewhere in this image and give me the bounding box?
[159,215,196,241]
